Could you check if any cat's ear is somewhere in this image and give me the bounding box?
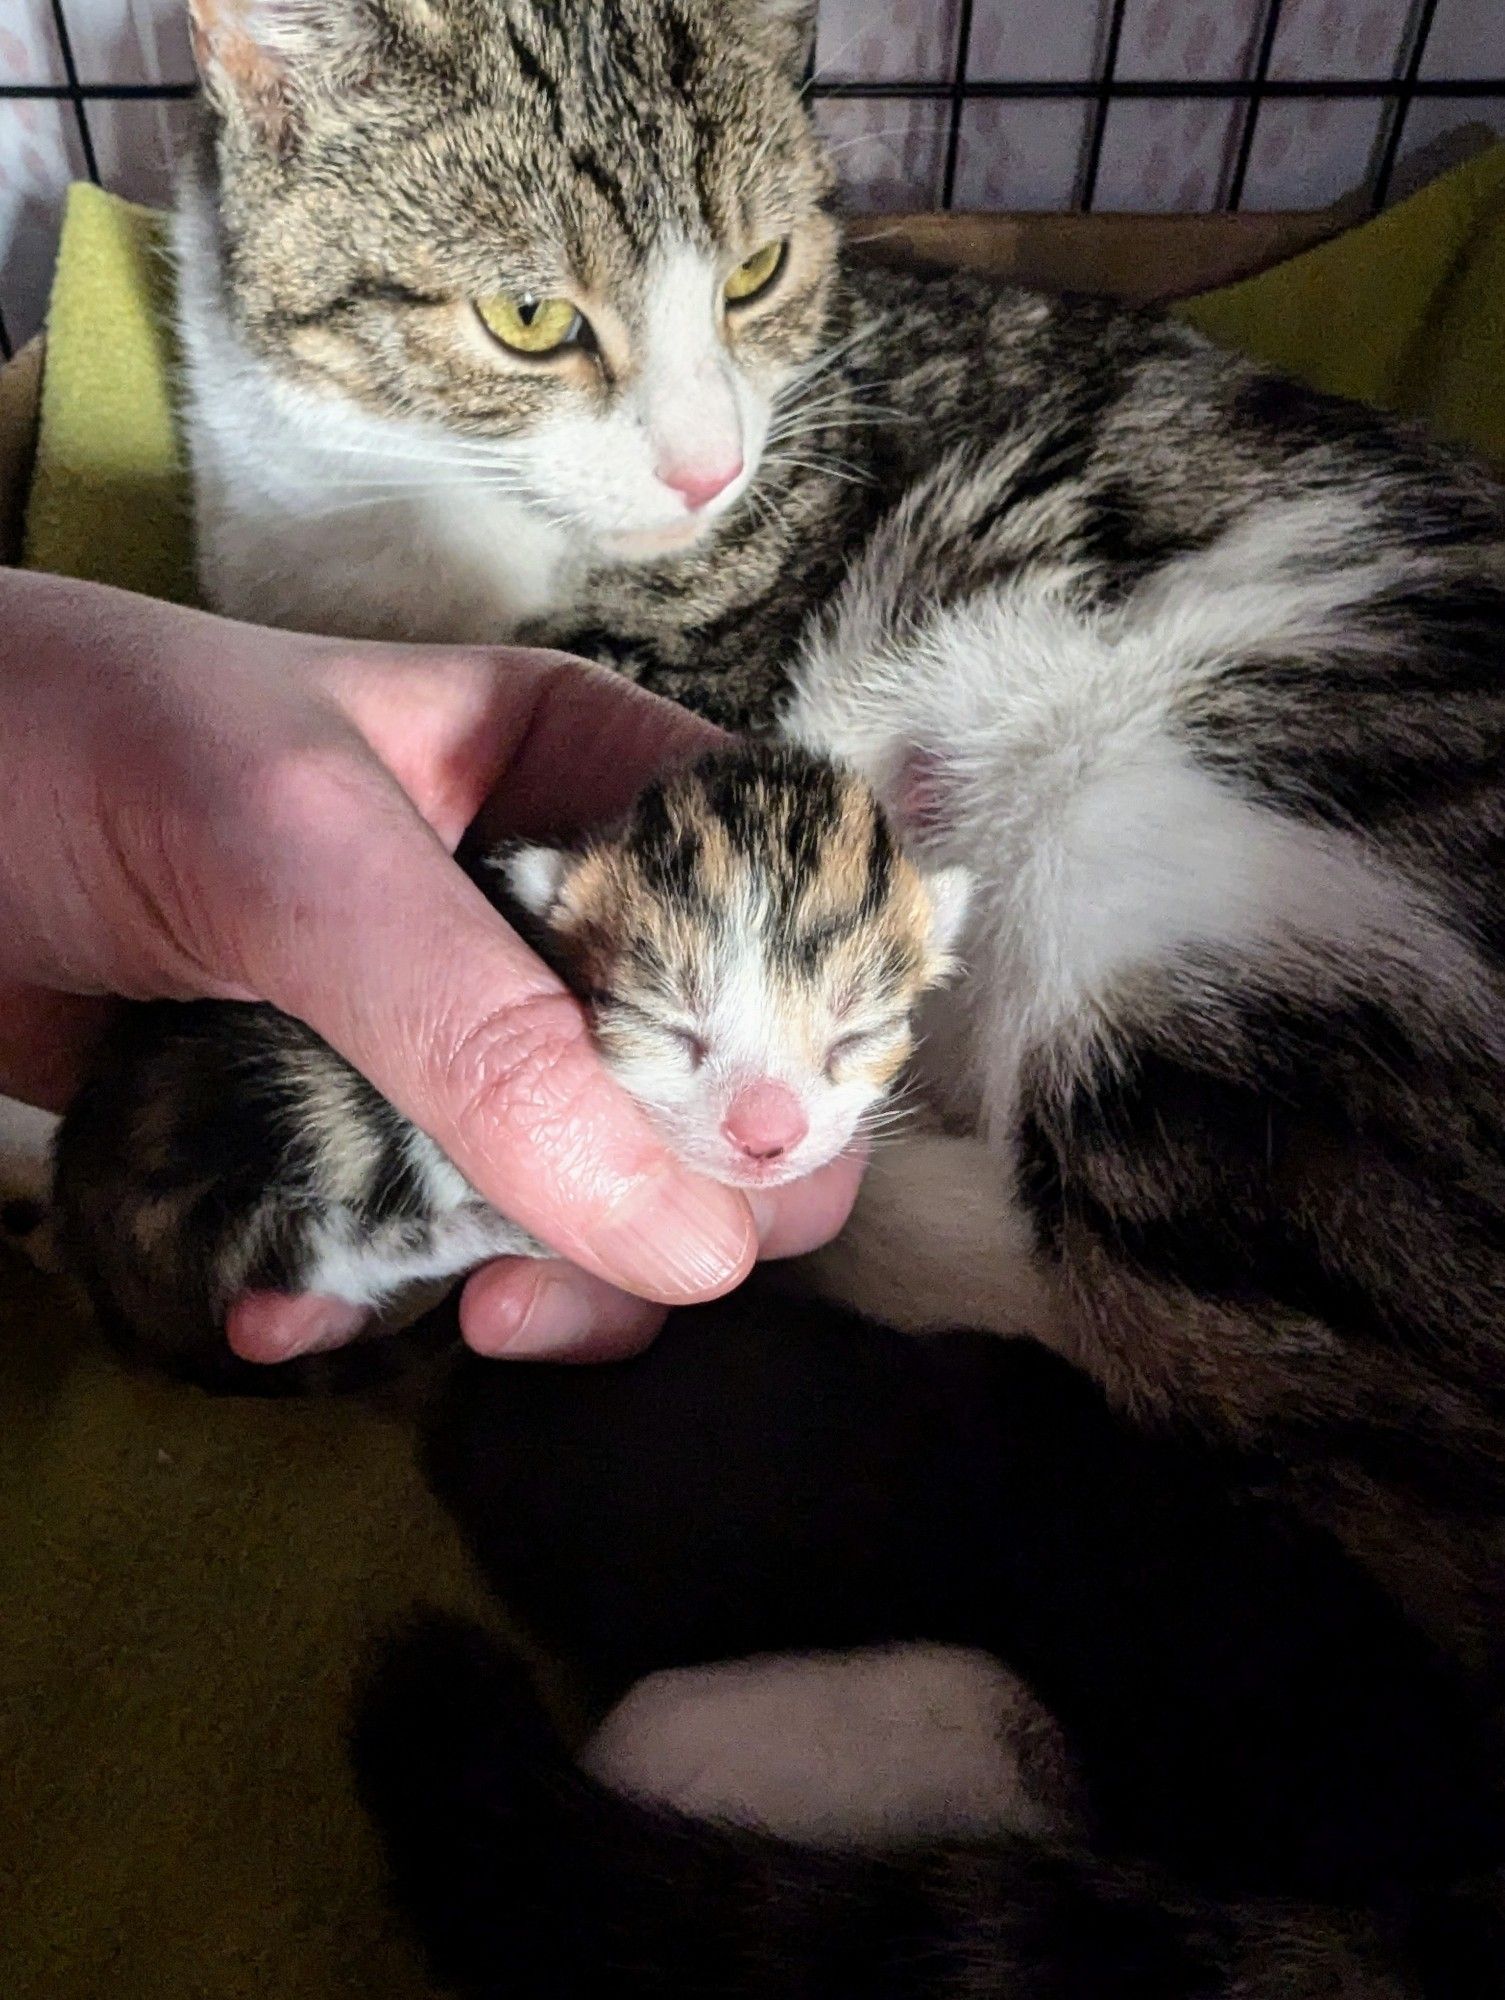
[185,0,383,147]
[921,864,973,968]
[499,844,573,923]
[741,0,817,79]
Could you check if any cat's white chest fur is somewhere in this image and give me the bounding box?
[174,192,577,643]
[786,507,1459,1344]
[201,467,570,644]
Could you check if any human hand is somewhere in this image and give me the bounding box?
[0,571,863,1362]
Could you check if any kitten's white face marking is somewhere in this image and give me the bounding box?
[509,244,775,557]
[598,926,891,1191]
[506,844,969,1192]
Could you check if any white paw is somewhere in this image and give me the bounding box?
[792,1130,1063,1341]
[583,1644,1084,1847]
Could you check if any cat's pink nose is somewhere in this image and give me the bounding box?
[722,1080,809,1162]
[659,457,744,511]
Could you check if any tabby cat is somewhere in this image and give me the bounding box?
[46,0,1505,1989]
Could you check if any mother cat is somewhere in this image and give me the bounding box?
[175,0,1505,1678]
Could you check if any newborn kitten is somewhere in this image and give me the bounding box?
[52,745,966,1385]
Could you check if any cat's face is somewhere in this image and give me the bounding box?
[504,749,970,1190]
[190,0,838,557]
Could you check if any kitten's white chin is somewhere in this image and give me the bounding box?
[714,1148,840,1192]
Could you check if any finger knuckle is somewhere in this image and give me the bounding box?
[434,990,594,1151]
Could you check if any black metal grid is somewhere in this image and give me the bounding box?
[0,0,1499,282]
[811,0,1497,215]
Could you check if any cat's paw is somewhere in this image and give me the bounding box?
[582,1644,1087,1846]
[790,1130,1062,1341]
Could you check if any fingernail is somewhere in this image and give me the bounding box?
[591,1170,755,1303]
[497,1270,597,1357]
[745,1192,779,1244]
[225,1291,370,1363]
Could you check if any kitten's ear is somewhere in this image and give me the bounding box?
[921,865,973,967]
[500,845,573,923]
[742,0,817,79]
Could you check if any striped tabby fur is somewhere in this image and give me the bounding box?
[354,1617,1502,2000]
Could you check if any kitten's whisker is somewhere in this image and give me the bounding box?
[854,1104,924,1150]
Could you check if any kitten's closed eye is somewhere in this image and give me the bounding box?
[669,1028,711,1069]
[825,1023,907,1079]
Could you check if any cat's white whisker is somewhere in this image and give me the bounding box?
[818,123,955,165]
[763,450,872,490]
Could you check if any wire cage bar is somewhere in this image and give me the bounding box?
[0,0,1500,223]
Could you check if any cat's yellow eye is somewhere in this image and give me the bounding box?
[725,240,786,307]
[476,293,584,356]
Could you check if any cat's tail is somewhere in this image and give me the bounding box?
[353,1616,1504,2000]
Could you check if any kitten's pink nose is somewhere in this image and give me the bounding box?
[722,1080,809,1162]
[659,457,744,511]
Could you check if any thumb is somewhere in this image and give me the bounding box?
[223,747,756,1306]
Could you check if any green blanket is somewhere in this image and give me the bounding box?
[6,147,1505,2000]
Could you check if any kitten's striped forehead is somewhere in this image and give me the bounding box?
[554,747,938,1011]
